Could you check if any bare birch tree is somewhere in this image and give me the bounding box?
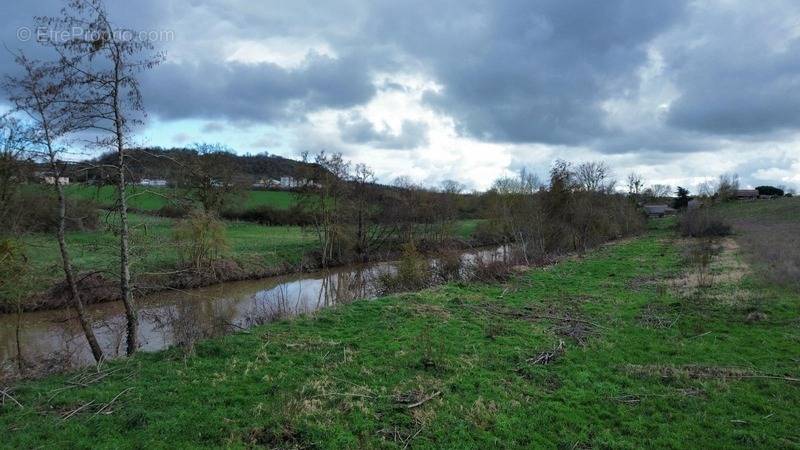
[36,0,163,355]
[3,53,104,362]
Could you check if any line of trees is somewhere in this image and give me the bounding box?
[481,160,646,264]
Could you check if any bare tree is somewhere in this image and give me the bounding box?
[178,143,246,213]
[576,161,612,192]
[627,172,644,196]
[0,116,32,230]
[37,0,163,355]
[716,173,740,200]
[3,53,104,362]
[649,184,672,199]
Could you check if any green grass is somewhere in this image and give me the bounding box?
[713,196,800,222]
[3,225,797,448]
[63,185,298,211]
[12,214,317,302]
[454,219,483,239]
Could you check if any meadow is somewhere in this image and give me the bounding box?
[1,216,797,448]
[63,185,298,212]
[5,186,483,309]
[714,197,800,288]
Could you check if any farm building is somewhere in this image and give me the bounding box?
[643,204,677,218]
[735,189,759,200]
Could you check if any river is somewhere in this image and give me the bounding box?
[0,246,509,378]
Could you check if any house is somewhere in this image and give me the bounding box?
[279,176,301,188]
[43,176,70,185]
[138,178,168,187]
[643,204,677,218]
[687,199,703,209]
[735,189,759,200]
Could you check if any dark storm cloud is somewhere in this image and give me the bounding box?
[363,0,688,145]
[664,1,800,136]
[140,53,375,123]
[4,0,800,159]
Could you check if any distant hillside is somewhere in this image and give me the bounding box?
[63,147,311,183]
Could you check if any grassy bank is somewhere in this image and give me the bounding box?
[2,223,797,448]
[7,213,317,308]
[5,209,485,310]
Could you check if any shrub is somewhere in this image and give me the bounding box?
[156,203,190,218]
[432,247,465,283]
[378,242,431,293]
[679,209,732,238]
[469,257,513,283]
[220,204,313,226]
[173,210,229,270]
[2,190,99,233]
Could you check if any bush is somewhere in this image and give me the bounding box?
[679,209,732,238]
[220,204,313,226]
[173,210,229,270]
[2,189,99,233]
[156,203,191,218]
[378,242,431,293]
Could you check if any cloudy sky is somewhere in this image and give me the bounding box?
[2,0,800,192]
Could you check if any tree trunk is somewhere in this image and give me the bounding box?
[116,119,137,356]
[114,58,138,356]
[15,297,24,374]
[54,175,104,362]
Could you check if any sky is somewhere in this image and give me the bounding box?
[1,0,799,192]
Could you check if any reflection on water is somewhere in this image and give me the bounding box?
[0,246,508,377]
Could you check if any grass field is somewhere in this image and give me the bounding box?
[2,221,797,448]
[713,197,800,288]
[63,185,298,211]
[6,210,483,306]
[10,213,317,303]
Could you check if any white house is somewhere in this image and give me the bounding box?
[139,178,168,187]
[43,176,70,185]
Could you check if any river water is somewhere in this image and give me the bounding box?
[0,246,509,377]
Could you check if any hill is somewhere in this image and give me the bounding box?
[61,148,312,184]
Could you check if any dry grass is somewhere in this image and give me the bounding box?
[669,238,750,300]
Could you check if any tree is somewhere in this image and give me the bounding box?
[755,185,784,197]
[627,172,645,196]
[645,183,672,200]
[716,173,740,200]
[576,161,613,192]
[178,143,246,213]
[37,0,163,355]
[296,151,352,267]
[3,53,104,362]
[0,116,32,230]
[673,187,691,209]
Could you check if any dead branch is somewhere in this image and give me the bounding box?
[405,390,441,409]
[0,388,23,409]
[62,400,95,420]
[92,387,133,418]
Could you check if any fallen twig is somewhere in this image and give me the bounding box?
[92,387,133,418]
[688,331,712,339]
[406,391,441,409]
[0,388,23,409]
[402,426,424,450]
[62,400,95,421]
[528,340,565,365]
